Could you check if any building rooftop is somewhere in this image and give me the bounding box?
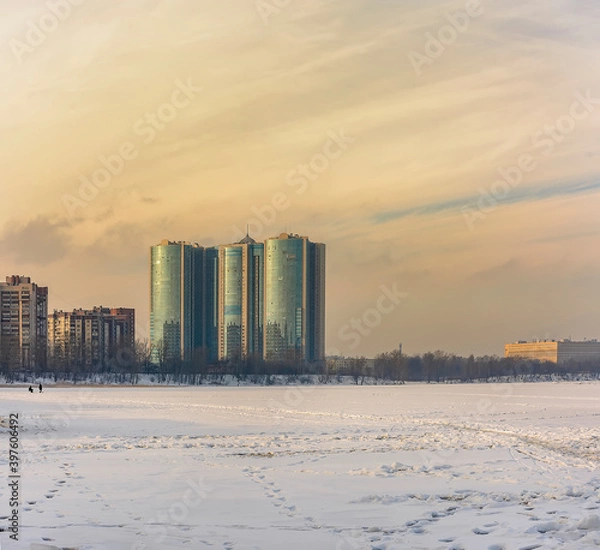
[3,275,32,285]
[157,239,202,247]
[508,339,599,345]
[236,233,257,245]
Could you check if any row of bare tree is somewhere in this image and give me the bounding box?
[339,349,600,384]
[2,339,599,383]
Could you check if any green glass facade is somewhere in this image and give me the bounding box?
[264,234,325,363]
[218,240,264,361]
[219,245,243,360]
[150,241,204,364]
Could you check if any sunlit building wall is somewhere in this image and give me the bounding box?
[218,236,264,361]
[504,340,600,364]
[48,306,135,370]
[219,244,243,360]
[0,275,48,370]
[150,240,204,364]
[264,233,325,364]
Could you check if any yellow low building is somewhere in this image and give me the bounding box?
[505,340,600,364]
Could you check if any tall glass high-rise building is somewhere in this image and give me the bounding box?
[264,233,325,364]
[150,240,205,364]
[218,235,264,361]
[150,232,324,366]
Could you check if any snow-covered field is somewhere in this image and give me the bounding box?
[0,382,599,550]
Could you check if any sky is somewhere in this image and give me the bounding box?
[0,0,599,358]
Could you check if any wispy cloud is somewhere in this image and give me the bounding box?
[373,178,600,225]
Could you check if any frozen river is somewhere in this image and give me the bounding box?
[0,382,599,549]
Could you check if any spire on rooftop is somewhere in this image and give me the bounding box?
[236,226,256,245]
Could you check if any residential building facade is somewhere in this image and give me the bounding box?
[48,306,135,370]
[0,275,48,370]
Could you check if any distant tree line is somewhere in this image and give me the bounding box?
[0,338,324,383]
[340,349,600,384]
[1,340,599,384]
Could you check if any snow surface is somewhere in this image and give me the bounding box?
[0,382,599,549]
